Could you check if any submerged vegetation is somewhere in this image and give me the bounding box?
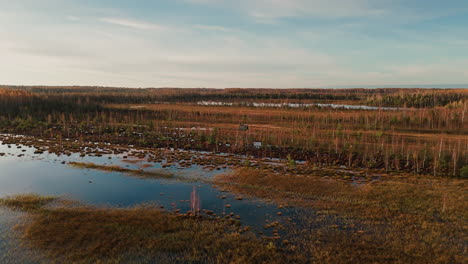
[69,162,174,179]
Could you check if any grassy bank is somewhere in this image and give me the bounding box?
[0,194,300,264]
[216,168,468,263]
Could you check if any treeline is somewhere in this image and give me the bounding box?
[0,86,370,103]
[2,85,466,107]
[367,89,468,108]
[0,89,100,116]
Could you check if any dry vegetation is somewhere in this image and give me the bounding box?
[105,102,467,176]
[0,194,300,264]
[2,169,465,264]
[0,86,466,177]
[0,194,56,211]
[215,168,468,263]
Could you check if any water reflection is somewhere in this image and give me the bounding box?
[0,142,290,232]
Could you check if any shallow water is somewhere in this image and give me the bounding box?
[0,139,363,262]
[0,141,299,260]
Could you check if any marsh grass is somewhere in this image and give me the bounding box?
[0,194,56,211]
[216,168,468,263]
[2,196,301,264]
[69,162,174,179]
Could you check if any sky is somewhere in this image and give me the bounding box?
[0,0,467,88]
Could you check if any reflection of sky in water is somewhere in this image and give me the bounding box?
[0,142,292,232]
[0,140,336,263]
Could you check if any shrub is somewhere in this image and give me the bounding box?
[460,165,468,179]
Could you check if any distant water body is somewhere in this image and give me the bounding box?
[197,101,403,111]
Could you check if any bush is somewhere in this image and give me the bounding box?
[460,166,468,179]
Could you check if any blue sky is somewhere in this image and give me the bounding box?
[1,0,467,88]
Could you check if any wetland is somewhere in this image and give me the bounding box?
[0,87,467,263]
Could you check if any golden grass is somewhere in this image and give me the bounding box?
[216,168,468,263]
[0,194,56,211]
[216,168,467,216]
[2,195,301,264]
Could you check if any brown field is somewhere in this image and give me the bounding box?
[104,100,467,177]
[215,168,468,263]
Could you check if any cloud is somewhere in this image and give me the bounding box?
[0,13,342,88]
[193,24,237,32]
[185,0,386,21]
[100,17,166,30]
[1,0,467,88]
[184,0,468,23]
[2,13,467,88]
[66,16,80,21]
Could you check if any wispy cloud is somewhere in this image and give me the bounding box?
[185,0,386,21]
[184,0,467,24]
[100,17,166,30]
[1,0,467,87]
[193,24,237,32]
